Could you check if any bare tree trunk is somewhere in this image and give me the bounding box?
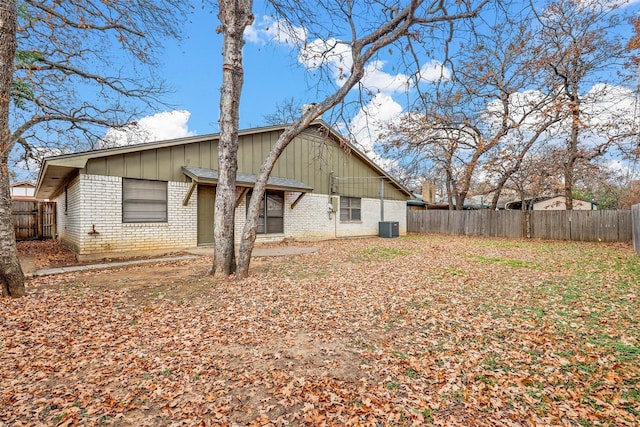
[0,155,24,298]
[0,0,25,298]
[455,191,466,210]
[236,121,315,277]
[446,176,454,210]
[212,0,253,277]
[564,157,575,211]
[490,189,501,211]
[564,93,580,211]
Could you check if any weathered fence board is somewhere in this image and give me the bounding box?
[408,209,632,242]
[633,205,640,254]
[11,200,56,240]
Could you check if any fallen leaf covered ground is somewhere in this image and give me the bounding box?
[17,239,78,269]
[2,235,639,426]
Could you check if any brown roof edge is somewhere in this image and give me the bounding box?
[11,181,36,187]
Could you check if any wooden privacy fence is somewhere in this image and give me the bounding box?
[633,204,640,253]
[408,210,524,238]
[407,209,632,242]
[12,200,57,241]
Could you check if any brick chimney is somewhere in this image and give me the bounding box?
[422,181,435,203]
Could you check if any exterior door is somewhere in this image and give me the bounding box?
[197,185,215,245]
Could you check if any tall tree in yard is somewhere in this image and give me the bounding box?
[535,0,634,210]
[1,0,24,297]
[380,4,560,210]
[213,0,254,276]
[1,0,187,297]
[213,0,490,277]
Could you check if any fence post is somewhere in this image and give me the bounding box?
[524,211,531,239]
[37,202,43,239]
[633,204,640,255]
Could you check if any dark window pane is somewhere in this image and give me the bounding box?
[351,208,361,221]
[266,217,283,233]
[340,196,361,222]
[249,190,284,234]
[340,208,350,221]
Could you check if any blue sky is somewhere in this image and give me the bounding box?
[120,0,458,160]
[138,0,640,143]
[12,0,640,182]
[158,5,318,134]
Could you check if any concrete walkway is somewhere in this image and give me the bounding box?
[185,245,320,258]
[25,245,320,278]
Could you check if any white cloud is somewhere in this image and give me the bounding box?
[484,90,548,128]
[583,84,635,126]
[350,93,403,156]
[298,38,352,73]
[362,60,411,94]
[13,146,65,176]
[604,159,640,180]
[418,61,451,82]
[572,84,637,148]
[245,16,306,46]
[101,110,196,148]
[482,84,637,147]
[299,38,448,93]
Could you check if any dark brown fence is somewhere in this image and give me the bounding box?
[407,209,632,242]
[12,200,57,241]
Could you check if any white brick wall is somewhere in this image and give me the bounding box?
[235,192,406,243]
[55,175,83,253]
[62,174,197,260]
[334,197,406,238]
[284,193,336,240]
[58,174,406,259]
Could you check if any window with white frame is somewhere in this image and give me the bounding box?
[340,196,361,222]
[122,178,168,223]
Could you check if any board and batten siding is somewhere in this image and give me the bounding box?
[83,128,406,201]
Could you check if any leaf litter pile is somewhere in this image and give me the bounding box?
[2,235,639,426]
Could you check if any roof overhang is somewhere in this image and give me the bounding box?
[35,160,86,199]
[182,166,313,192]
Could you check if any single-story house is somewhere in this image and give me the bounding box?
[35,121,411,260]
[10,181,36,201]
[505,196,596,211]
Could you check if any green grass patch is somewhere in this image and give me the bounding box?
[469,255,538,269]
[586,334,640,362]
[482,353,507,371]
[611,342,640,362]
[361,247,411,259]
[622,388,640,402]
[405,368,419,379]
